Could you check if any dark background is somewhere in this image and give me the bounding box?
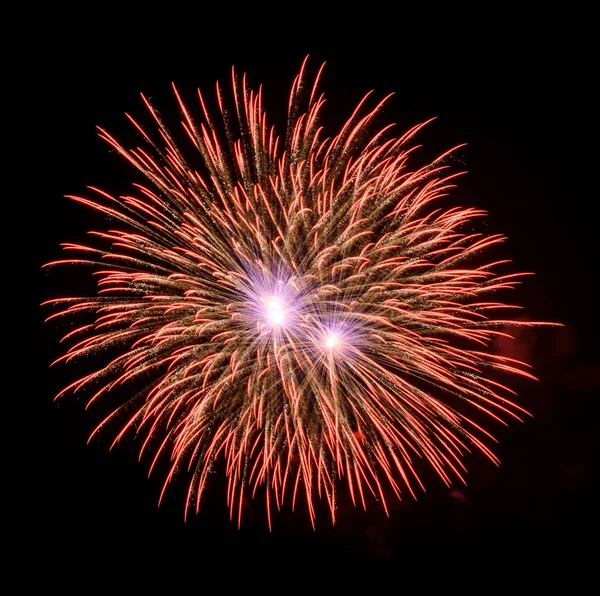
[25,9,597,585]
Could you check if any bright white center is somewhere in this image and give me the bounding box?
[325,333,339,349]
[265,296,285,326]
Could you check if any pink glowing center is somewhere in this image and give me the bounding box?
[325,332,339,349]
[265,296,286,326]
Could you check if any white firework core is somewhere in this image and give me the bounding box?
[264,296,286,327]
[325,333,340,350]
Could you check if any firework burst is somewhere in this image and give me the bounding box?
[44,58,550,528]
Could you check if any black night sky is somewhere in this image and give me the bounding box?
[25,10,597,586]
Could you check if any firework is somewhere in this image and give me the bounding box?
[44,58,549,528]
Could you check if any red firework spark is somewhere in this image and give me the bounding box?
[44,58,553,528]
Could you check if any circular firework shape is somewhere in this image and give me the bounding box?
[44,57,555,528]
